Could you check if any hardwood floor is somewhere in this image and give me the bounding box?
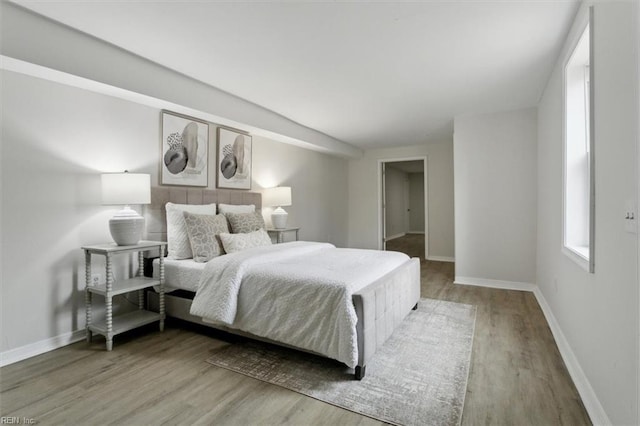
[1,235,591,425]
[386,232,426,259]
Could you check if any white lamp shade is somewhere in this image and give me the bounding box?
[263,186,292,207]
[101,172,151,205]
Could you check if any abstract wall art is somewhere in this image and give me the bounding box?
[161,111,208,187]
[217,127,252,190]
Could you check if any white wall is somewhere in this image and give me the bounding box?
[537,2,639,424]
[252,135,348,246]
[409,173,425,233]
[2,70,157,356]
[384,166,408,239]
[0,70,348,359]
[348,142,454,260]
[453,108,537,286]
[637,0,640,419]
[425,144,455,260]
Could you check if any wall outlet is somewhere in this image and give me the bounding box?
[91,273,101,286]
[624,199,637,234]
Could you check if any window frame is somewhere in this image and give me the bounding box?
[562,8,595,273]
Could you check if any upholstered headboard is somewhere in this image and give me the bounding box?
[144,186,262,242]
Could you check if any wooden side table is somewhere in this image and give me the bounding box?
[82,241,167,351]
[266,227,300,244]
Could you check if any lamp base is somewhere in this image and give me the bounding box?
[109,207,145,245]
[271,207,288,229]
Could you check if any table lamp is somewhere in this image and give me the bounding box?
[101,171,151,245]
[263,186,292,229]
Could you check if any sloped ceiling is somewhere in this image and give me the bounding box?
[13,0,579,149]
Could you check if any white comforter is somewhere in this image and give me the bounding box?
[189,241,409,367]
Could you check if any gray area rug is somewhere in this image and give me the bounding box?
[206,298,476,426]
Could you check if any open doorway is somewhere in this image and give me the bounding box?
[378,157,428,259]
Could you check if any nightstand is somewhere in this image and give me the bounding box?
[82,241,167,351]
[266,227,300,244]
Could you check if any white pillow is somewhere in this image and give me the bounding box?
[219,229,272,254]
[218,203,255,214]
[166,202,216,259]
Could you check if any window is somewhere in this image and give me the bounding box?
[563,20,594,272]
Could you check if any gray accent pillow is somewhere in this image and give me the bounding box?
[183,212,229,263]
[225,211,265,234]
[219,229,272,254]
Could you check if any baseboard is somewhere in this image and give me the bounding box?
[454,276,536,292]
[533,288,611,426]
[385,233,405,241]
[427,255,455,263]
[0,329,85,367]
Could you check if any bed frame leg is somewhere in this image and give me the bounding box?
[412,303,418,310]
[355,365,366,380]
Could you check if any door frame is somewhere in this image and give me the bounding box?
[377,156,428,259]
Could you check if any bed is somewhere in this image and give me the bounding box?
[144,187,420,379]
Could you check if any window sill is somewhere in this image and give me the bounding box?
[562,245,590,272]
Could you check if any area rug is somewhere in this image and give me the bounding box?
[206,298,476,426]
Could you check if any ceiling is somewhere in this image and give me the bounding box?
[15,0,579,150]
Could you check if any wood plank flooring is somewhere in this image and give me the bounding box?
[1,235,591,425]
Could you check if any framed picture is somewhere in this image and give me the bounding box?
[217,127,252,190]
[161,111,208,187]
